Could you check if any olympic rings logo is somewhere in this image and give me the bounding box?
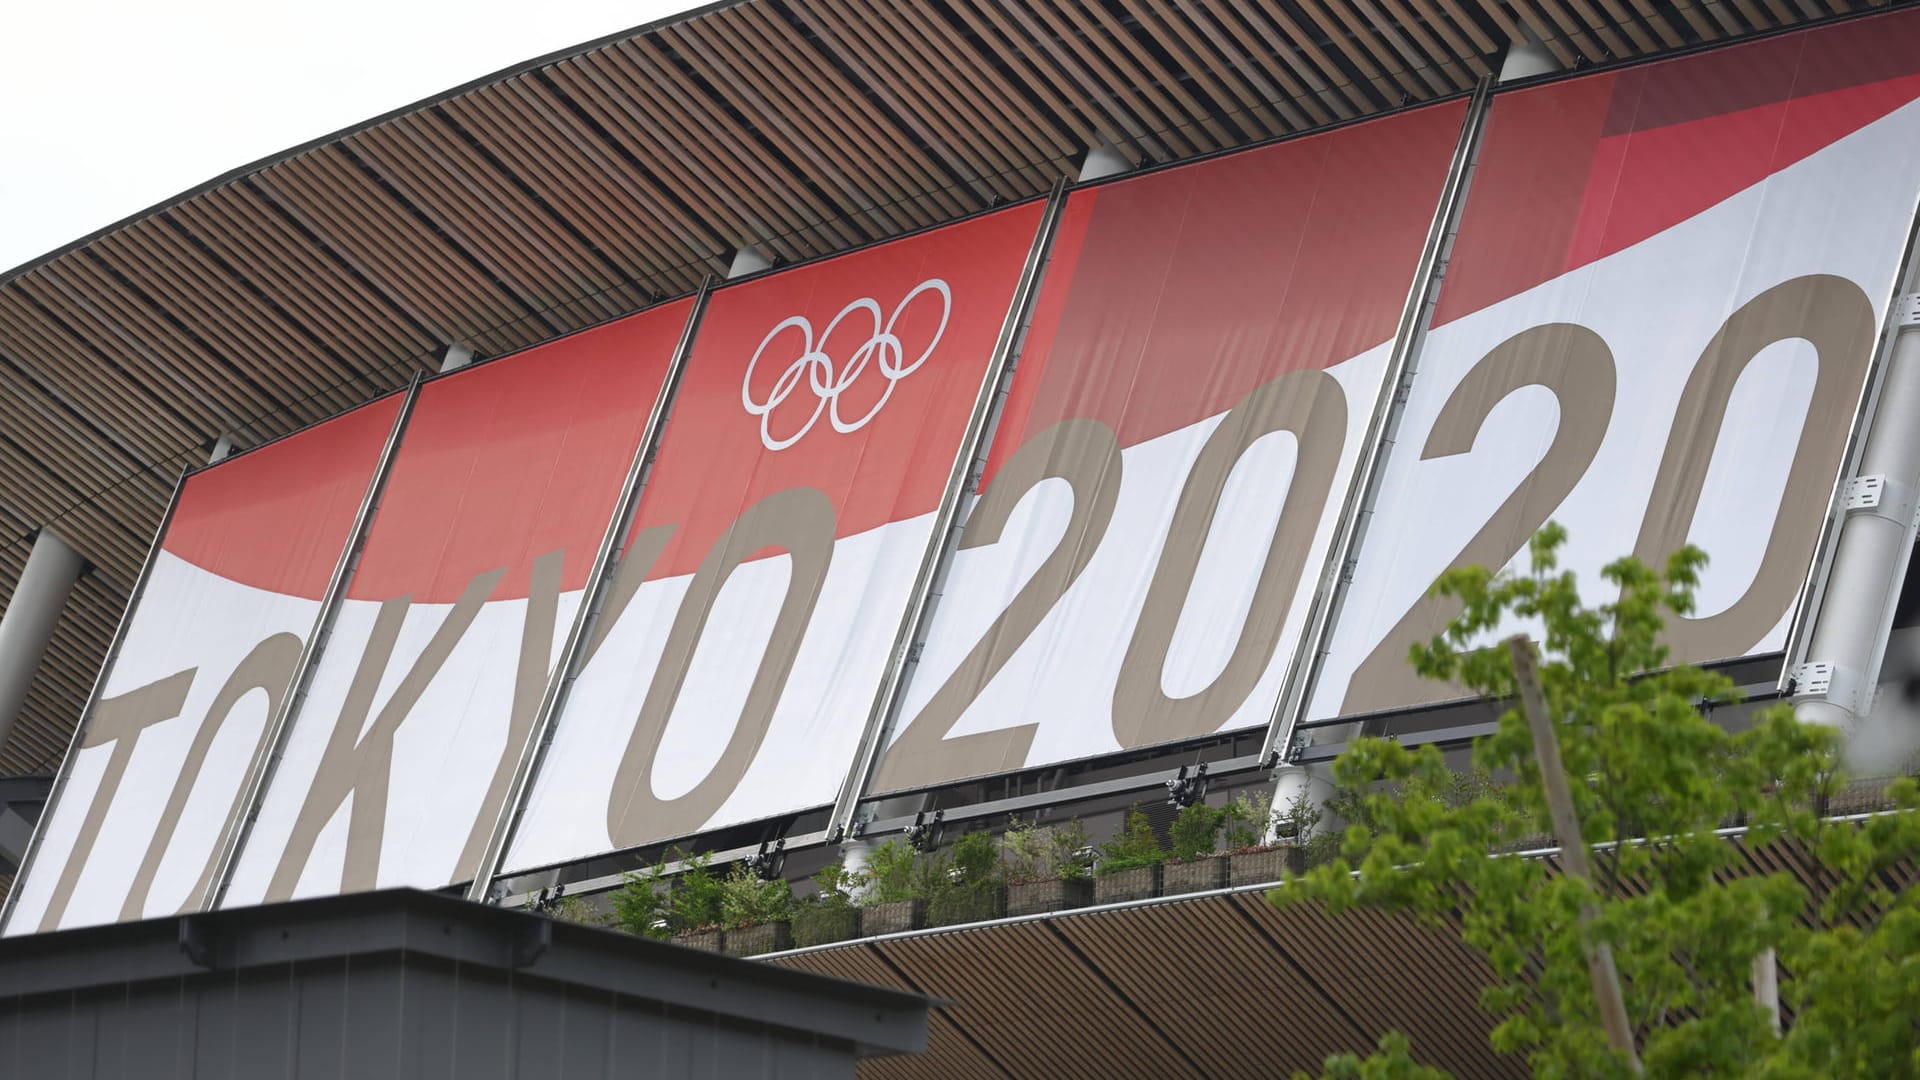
[741,279,952,451]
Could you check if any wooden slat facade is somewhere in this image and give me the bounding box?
[772,834,1917,1077]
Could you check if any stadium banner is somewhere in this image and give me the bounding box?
[220,301,692,905]
[1306,10,1920,723]
[503,203,1046,872]
[3,397,404,934]
[868,101,1470,795]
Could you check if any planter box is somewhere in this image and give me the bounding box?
[859,899,925,937]
[1007,877,1093,917]
[1228,846,1304,887]
[927,884,1007,928]
[1093,865,1161,904]
[792,905,860,948]
[724,921,792,958]
[670,928,725,953]
[1162,854,1228,896]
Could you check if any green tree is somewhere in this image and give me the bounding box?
[1097,804,1166,874]
[1168,802,1226,862]
[666,850,727,932]
[948,829,1000,882]
[1000,818,1091,883]
[610,860,672,939]
[928,829,1005,926]
[862,838,939,905]
[1222,790,1276,852]
[719,863,794,929]
[1275,525,1920,1078]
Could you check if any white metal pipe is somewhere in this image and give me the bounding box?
[0,529,85,751]
[1795,294,1920,735]
[1753,947,1781,1034]
[1265,763,1334,844]
[839,836,875,900]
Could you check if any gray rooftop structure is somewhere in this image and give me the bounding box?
[0,888,930,1078]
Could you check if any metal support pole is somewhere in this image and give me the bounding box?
[1791,289,1920,735]
[199,382,422,912]
[463,285,714,903]
[1258,81,1493,777]
[0,481,183,934]
[1263,763,1334,845]
[0,529,85,752]
[823,184,1071,845]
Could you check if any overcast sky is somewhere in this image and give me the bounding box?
[1,0,704,273]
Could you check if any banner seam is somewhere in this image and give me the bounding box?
[465,282,716,899]
[1257,77,1497,768]
[198,375,424,914]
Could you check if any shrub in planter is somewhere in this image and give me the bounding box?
[1008,876,1092,916]
[1228,845,1306,886]
[792,863,863,947]
[1001,819,1093,916]
[725,921,791,957]
[672,928,727,952]
[667,852,728,951]
[1224,789,1313,887]
[547,892,617,929]
[1093,805,1165,903]
[611,861,672,940]
[793,905,860,946]
[860,898,926,936]
[859,838,929,936]
[1162,802,1228,895]
[927,830,1006,927]
[720,864,795,957]
[927,882,1005,926]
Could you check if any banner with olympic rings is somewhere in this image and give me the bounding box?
[503,204,1045,868]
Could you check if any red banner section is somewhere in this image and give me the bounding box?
[1436,12,1920,328]
[221,301,691,904]
[5,397,401,933]
[872,101,1467,794]
[506,204,1045,869]
[1309,8,1920,722]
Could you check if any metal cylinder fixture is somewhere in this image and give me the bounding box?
[728,247,772,278]
[1793,292,1920,735]
[0,529,85,752]
[1266,763,1334,844]
[437,343,474,372]
[1077,145,1131,181]
[1498,27,1557,82]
